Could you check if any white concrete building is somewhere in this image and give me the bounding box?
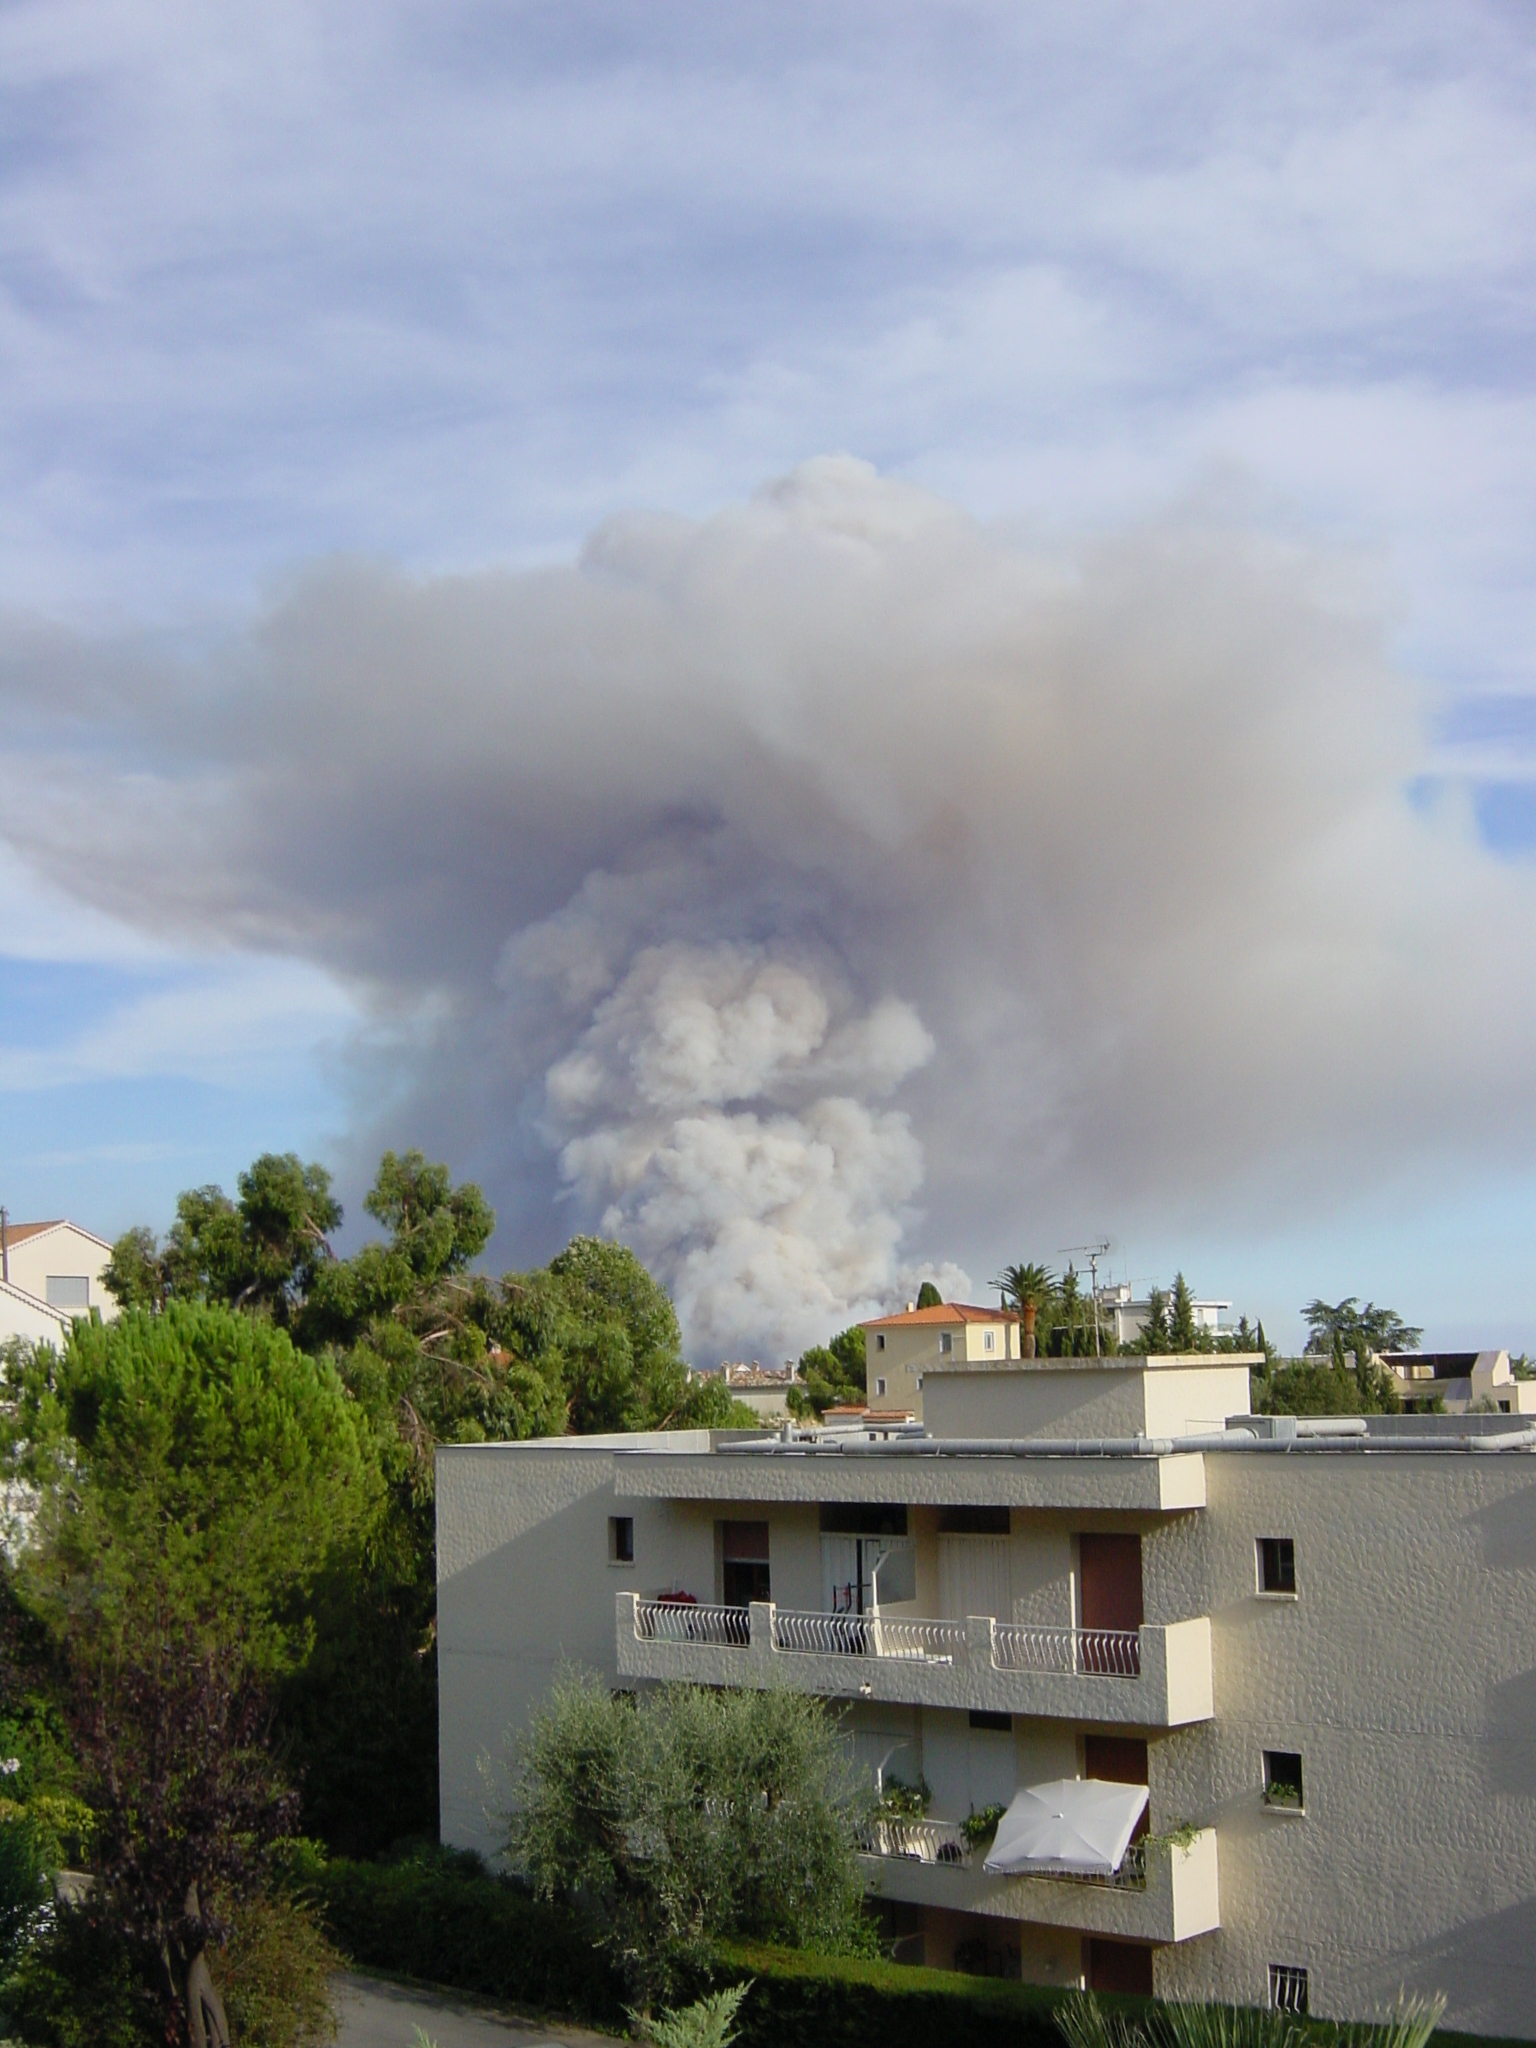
[1098,1283,1231,1350]
[0,1219,116,1345]
[437,1350,1536,2035]
[1382,1348,1536,1417]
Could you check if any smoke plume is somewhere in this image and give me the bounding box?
[2,458,1531,1357]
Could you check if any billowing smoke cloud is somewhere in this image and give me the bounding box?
[537,940,939,1355]
[2,458,1533,1356]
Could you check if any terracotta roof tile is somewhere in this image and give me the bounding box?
[860,1302,1020,1329]
[0,1220,67,1247]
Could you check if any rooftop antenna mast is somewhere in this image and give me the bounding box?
[1057,1240,1112,1357]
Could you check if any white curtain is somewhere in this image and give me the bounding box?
[938,1534,1012,1620]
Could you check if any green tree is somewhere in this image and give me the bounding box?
[546,1237,689,1432]
[994,1262,1054,1357]
[103,1153,343,1328]
[1137,1286,1170,1353]
[507,1675,872,2004]
[914,1281,943,1309]
[1302,1296,1422,1361]
[0,1304,378,2038]
[2,1304,378,1673]
[786,1325,866,1419]
[100,1226,167,1314]
[1168,1272,1198,1351]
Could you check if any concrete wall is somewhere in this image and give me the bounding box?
[1148,1450,1536,2034]
[865,1316,1019,1417]
[924,1358,1255,1442]
[436,1434,715,1858]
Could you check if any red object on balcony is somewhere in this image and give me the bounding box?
[656,1590,698,1605]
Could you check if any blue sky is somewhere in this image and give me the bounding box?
[2,4,1535,1354]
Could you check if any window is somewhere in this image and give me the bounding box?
[939,1332,953,1354]
[1257,1536,1296,1595]
[821,1503,908,1535]
[721,1520,770,1605]
[875,1332,886,1350]
[939,1506,1010,1535]
[968,1709,1012,1732]
[608,1516,634,1565]
[875,1376,887,1397]
[45,1275,89,1309]
[1263,1750,1304,1811]
[984,1330,994,1352]
[1269,1964,1309,2014]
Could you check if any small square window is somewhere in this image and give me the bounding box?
[1263,1750,1304,1811]
[1268,1964,1308,2014]
[969,1709,1012,1732]
[876,1332,886,1351]
[1257,1537,1296,1595]
[939,1332,953,1354]
[875,1376,887,1397]
[609,1516,634,1565]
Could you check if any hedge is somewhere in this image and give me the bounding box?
[298,1847,1517,2048]
[295,1844,628,2027]
[300,1847,1071,2046]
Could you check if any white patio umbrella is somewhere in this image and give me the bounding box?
[982,1778,1149,1878]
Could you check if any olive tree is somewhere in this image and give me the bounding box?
[506,1676,873,2002]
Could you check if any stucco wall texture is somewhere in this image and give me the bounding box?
[436,1423,1536,2037]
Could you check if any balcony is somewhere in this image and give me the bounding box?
[614,1595,1213,1727]
[856,1820,1220,1944]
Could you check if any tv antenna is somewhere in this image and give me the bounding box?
[1057,1240,1112,1357]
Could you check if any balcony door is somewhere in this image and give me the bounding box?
[821,1533,912,1615]
[721,1521,770,1606]
[1078,1534,1142,1633]
[938,1535,1012,1621]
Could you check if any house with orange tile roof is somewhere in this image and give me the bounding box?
[860,1300,1020,1420]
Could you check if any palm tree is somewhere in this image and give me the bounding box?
[995,1262,1056,1359]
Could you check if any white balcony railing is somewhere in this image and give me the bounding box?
[857,1817,972,1865]
[857,1821,1147,1891]
[617,1596,1213,1728]
[633,1599,750,1647]
[992,1622,1141,1678]
[772,1610,967,1663]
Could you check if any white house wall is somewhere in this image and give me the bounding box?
[2,1224,115,1321]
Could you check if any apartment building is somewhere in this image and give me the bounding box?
[436,1349,1536,2037]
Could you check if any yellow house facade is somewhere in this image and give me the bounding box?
[862,1303,1020,1418]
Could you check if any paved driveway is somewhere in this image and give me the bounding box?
[333,1972,617,2048]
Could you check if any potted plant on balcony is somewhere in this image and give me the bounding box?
[960,1802,1007,1853]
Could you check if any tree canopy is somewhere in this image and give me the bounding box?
[1302,1297,1422,1362]
[507,1674,873,2002]
[786,1325,867,1419]
[0,1302,380,1676]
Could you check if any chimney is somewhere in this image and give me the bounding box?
[905,1300,915,1314]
